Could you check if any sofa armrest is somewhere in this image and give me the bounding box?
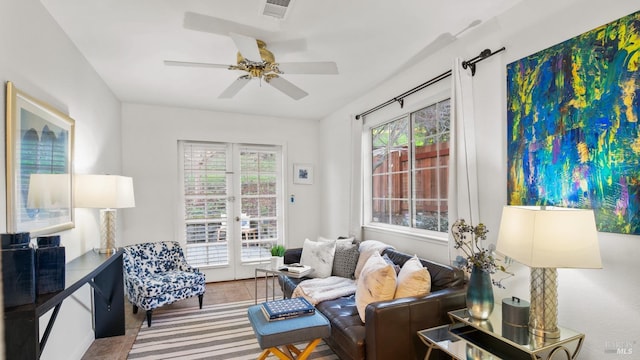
[364,287,466,360]
[284,248,303,264]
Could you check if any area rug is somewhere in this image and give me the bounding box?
[128,299,339,360]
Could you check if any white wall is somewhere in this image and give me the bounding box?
[320,0,640,359]
[0,1,123,359]
[120,103,321,255]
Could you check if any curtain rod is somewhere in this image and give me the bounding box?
[354,47,506,120]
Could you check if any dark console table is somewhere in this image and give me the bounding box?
[4,249,125,359]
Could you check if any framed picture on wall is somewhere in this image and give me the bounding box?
[505,10,640,235]
[5,81,75,236]
[293,163,313,185]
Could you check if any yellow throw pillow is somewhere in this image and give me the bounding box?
[394,255,431,299]
[355,252,397,322]
[354,240,393,279]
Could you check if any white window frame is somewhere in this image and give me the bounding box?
[363,93,451,240]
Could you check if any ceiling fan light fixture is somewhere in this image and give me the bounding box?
[164,31,336,100]
[236,40,275,64]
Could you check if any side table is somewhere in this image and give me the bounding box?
[254,265,313,304]
[418,308,585,360]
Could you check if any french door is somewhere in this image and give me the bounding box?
[179,141,284,282]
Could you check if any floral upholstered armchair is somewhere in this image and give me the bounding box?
[123,241,206,327]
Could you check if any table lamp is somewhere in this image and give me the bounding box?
[496,205,602,339]
[75,174,135,254]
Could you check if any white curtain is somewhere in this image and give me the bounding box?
[447,58,480,265]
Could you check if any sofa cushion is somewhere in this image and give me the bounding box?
[394,255,431,298]
[382,253,401,274]
[381,248,465,291]
[332,242,359,279]
[316,296,365,360]
[354,240,394,279]
[355,252,397,322]
[300,238,336,278]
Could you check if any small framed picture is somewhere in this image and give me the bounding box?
[293,163,313,185]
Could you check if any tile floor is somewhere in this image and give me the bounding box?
[81,278,283,360]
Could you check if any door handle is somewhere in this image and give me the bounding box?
[235,216,240,222]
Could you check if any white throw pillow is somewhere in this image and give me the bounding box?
[395,255,431,299]
[355,252,397,322]
[300,238,336,278]
[354,240,393,279]
[318,236,354,245]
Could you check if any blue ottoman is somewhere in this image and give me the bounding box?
[247,304,331,360]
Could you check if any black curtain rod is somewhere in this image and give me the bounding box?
[355,47,506,120]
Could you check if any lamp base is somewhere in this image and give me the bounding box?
[94,247,118,255]
[529,267,561,339]
[95,209,118,255]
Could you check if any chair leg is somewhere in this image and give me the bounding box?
[146,310,153,327]
[133,305,138,314]
[198,294,203,309]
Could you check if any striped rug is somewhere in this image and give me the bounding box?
[128,299,339,360]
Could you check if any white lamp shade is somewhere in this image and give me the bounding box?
[496,206,602,269]
[27,173,71,209]
[75,174,135,209]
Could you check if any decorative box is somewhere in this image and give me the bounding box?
[1,232,31,249]
[502,296,530,345]
[36,235,61,248]
[1,247,36,307]
[36,248,65,295]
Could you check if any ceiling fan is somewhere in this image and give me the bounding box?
[164,32,338,100]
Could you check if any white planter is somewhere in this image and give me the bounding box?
[270,256,284,269]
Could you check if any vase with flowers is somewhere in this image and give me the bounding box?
[451,219,511,320]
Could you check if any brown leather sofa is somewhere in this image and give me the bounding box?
[279,247,466,360]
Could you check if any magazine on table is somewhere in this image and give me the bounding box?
[278,263,313,278]
[261,297,315,321]
[281,263,311,273]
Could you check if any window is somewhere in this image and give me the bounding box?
[370,98,450,232]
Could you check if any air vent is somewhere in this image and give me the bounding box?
[262,0,292,19]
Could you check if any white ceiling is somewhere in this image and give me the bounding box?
[41,0,521,120]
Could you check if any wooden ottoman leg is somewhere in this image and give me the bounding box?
[259,347,293,360]
[257,348,271,360]
[297,338,322,360]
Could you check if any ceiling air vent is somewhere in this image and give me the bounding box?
[262,0,293,19]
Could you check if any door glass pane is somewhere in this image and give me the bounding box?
[240,148,279,262]
[182,142,229,267]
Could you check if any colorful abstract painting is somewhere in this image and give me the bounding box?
[506,10,640,234]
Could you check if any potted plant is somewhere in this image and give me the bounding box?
[270,244,286,269]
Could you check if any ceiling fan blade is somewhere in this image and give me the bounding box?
[229,33,262,62]
[164,60,232,69]
[183,12,275,39]
[219,76,251,99]
[266,76,308,100]
[277,61,339,75]
[269,38,308,54]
